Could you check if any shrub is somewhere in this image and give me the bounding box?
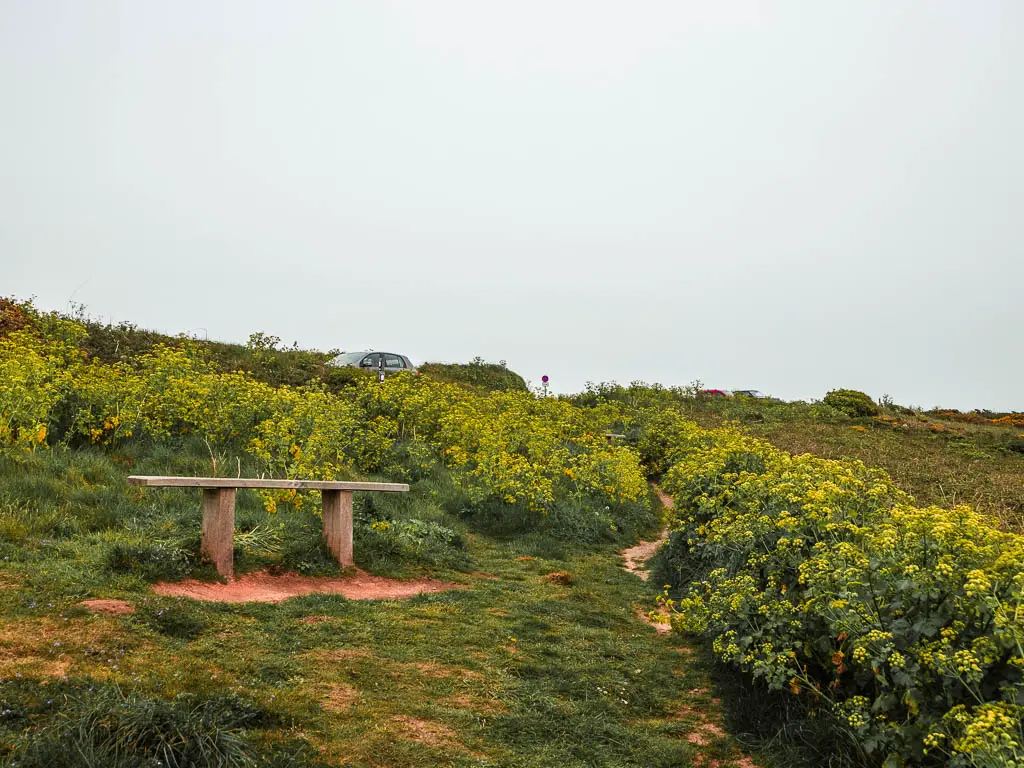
[0,299,651,538]
[823,388,880,418]
[0,297,33,337]
[419,357,528,392]
[654,418,1024,766]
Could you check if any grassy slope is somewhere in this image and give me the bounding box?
[745,419,1024,528]
[6,313,1020,766]
[605,392,1024,530]
[0,444,758,768]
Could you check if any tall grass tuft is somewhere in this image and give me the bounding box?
[7,684,271,768]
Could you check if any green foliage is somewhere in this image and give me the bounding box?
[824,389,881,418]
[572,381,850,430]
[81,319,337,390]
[355,518,470,572]
[2,681,291,767]
[0,302,649,537]
[20,294,1024,765]
[569,381,698,410]
[419,357,527,392]
[106,539,196,581]
[0,440,749,768]
[0,327,79,455]
[653,417,1024,766]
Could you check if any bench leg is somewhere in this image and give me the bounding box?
[201,488,236,579]
[322,490,354,568]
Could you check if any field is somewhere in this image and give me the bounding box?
[571,382,1024,530]
[2,298,1023,767]
[1,443,756,767]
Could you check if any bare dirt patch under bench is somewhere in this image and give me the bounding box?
[152,570,466,603]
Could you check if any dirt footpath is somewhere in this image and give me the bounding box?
[621,488,673,581]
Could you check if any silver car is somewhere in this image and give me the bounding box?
[733,389,770,399]
[328,351,416,373]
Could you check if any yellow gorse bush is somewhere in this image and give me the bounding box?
[650,411,1024,767]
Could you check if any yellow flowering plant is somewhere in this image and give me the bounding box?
[1,306,651,535]
[652,413,1024,766]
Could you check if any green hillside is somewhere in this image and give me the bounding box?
[2,297,1023,768]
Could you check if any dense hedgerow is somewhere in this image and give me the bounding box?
[0,301,649,537]
[645,410,1024,767]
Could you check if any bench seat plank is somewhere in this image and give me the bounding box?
[128,476,409,492]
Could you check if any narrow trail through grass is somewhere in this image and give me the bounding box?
[620,488,674,638]
[620,488,673,582]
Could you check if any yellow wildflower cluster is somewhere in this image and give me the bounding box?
[0,326,81,454]
[0,315,647,522]
[647,411,1024,766]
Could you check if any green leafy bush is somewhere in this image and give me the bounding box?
[1,303,646,534]
[823,389,880,418]
[654,418,1024,766]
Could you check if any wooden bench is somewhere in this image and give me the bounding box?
[127,476,409,579]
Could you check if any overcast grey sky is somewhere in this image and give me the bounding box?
[2,1,1021,409]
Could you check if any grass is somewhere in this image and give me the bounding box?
[574,383,1024,531]
[742,418,1024,530]
[5,416,1018,766]
[2,683,304,768]
[0,442,760,768]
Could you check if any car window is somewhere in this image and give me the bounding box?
[384,354,404,369]
[360,353,380,367]
[332,352,366,366]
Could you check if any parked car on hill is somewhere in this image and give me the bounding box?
[699,389,732,397]
[733,389,769,399]
[328,351,417,373]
